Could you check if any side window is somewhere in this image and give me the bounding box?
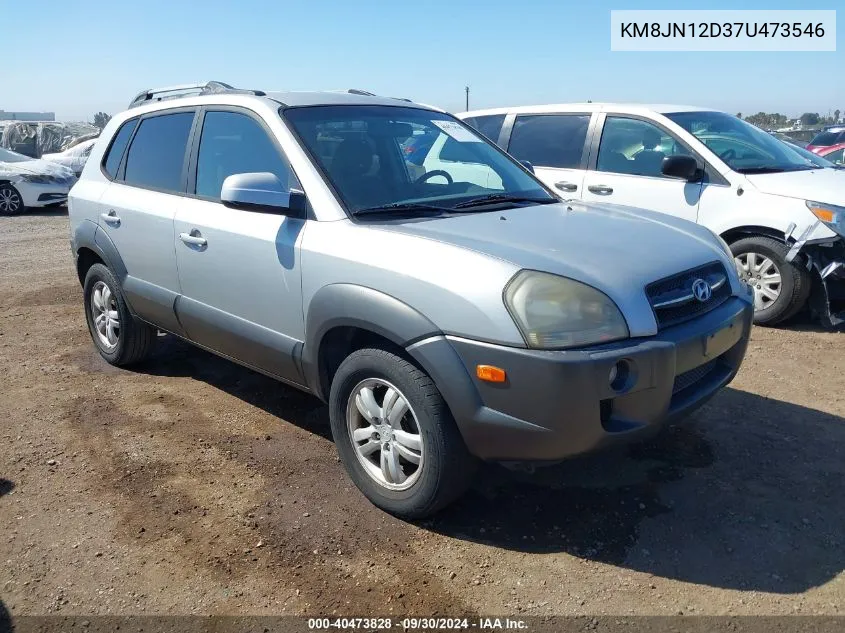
[464,114,506,145]
[102,119,137,179]
[826,148,844,165]
[124,112,194,192]
[195,111,299,199]
[507,114,590,169]
[440,135,483,163]
[597,116,692,177]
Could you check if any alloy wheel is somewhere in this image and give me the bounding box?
[0,186,22,214]
[346,378,424,491]
[90,281,121,350]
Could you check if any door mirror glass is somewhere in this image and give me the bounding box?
[661,154,700,181]
[221,172,306,217]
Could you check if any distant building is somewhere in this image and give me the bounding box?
[0,109,55,121]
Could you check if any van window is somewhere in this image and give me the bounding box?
[597,117,692,177]
[464,114,506,145]
[508,114,590,169]
[124,112,194,192]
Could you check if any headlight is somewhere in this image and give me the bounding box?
[504,270,629,349]
[807,200,845,237]
[19,174,51,184]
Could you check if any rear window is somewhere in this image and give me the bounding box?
[102,119,137,179]
[810,131,841,146]
[123,112,194,192]
[507,114,590,169]
[463,114,506,145]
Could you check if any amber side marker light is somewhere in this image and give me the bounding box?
[476,365,507,383]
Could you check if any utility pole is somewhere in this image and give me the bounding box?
[465,86,470,112]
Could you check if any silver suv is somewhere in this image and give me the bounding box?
[69,82,754,518]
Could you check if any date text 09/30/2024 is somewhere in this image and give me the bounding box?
[307,617,528,630]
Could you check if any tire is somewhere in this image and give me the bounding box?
[0,184,24,216]
[329,347,477,519]
[83,263,155,366]
[730,236,811,325]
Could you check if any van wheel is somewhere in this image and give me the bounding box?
[83,263,155,366]
[730,236,810,325]
[329,348,477,519]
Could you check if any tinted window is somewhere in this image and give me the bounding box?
[464,114,506,145]
[597,116,692,177]
[825,148,844,164]
[102,119,137,178]
[508,114,589,169]
[124,112,194,192]
[440,136,482,162]
[810,131,841,146]
[195,111,297,198]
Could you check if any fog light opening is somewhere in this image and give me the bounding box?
[609,360,630,392]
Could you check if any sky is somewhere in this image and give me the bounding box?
[2,0,843,122]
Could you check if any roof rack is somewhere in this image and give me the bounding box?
[341,88,412,103]
[128,81,266,109]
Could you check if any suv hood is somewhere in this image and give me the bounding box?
[745,168,845,205]
[374,201,735,332]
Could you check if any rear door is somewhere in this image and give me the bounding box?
[581,114,702,223]
[173,107,306,384]
[96,109,196,333]
[502,113,592,197]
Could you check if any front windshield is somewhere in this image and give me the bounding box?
[283,105,554,214]
[666,111,819,174]
[0,148,32,163]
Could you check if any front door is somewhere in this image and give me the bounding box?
[581,115,702,224]
[173,108,306,385]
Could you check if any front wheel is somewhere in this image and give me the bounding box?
[731,236,811,325]
[329,348,477,519]
[0,184,24,216]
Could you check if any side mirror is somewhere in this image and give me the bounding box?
[519,160,535,174]
[221,172,307,218]
[661,155,701,182]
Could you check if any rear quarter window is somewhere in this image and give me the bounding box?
[102,119,138,179]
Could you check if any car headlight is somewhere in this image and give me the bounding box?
[807,200,845,237]
[504,270,629,349]
[19,174,51,184]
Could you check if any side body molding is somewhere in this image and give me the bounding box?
[302,284,441,399]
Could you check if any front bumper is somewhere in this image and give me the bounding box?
[17,181,72,208]
[791,237,845,328]
[409,295,754,461]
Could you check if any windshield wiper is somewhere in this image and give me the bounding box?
[353,202,453,217]
[735,166,787,174]
[452,194,556,209]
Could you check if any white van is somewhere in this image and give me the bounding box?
[456,104,845,327]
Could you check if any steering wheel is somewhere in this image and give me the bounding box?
[719,148,737,162]
[415,170,453,185]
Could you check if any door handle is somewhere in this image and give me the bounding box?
[587,184,614,195]
[100,210,120,225]
[554,181,578,193]
[179,231,207,247]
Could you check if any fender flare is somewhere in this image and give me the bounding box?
[73,219,129,284]
[301,284,440,399]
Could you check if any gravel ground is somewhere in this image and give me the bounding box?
[1,211,844,617]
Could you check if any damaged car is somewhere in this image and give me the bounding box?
[459,105,845,327]
[0,148,76,215]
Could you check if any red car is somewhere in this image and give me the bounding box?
[813,141,845,165]
[806,127,845,152]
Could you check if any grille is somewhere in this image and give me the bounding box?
[672,358,720,395]
[646,262,731,329]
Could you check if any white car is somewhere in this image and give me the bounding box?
[456,104,845,327]
[41,138,97,177]
[0,148,76,215]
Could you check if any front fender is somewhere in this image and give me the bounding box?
[302,284,440,399]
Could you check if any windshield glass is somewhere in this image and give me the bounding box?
[810,131,843,146]
[0,148,33,163]
[283,105,554,214]
[666,111,818,173]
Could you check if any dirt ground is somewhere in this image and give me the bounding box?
[1,210,844,618]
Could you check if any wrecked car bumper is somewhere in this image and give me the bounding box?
[788,234,845,328]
